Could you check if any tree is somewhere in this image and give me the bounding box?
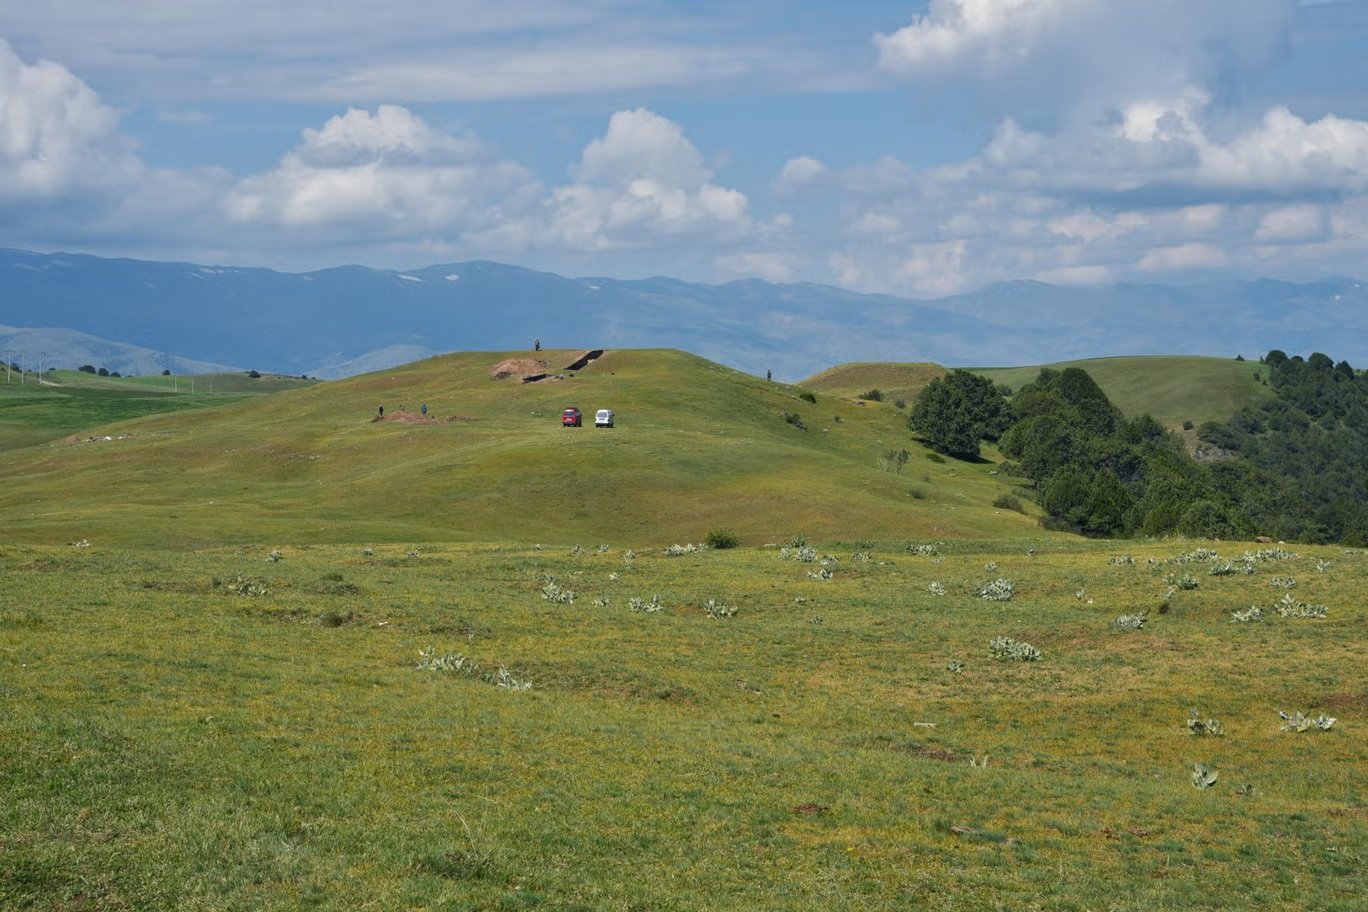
[908,370,1009,459]
[97,367,109,376]
[78,364,96,374]
[162,369,172,376]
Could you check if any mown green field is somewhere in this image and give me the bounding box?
[2,538,1363,910]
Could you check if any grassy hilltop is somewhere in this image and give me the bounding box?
[0,349,1034,548]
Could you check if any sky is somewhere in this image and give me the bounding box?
[4,0,1368,297]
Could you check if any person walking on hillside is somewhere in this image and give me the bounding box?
[421,403,427,417]
[767,369,772,381]
[378,405,384,418]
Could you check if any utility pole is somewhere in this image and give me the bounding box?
[36,352,46,384]
[3,351,11,383]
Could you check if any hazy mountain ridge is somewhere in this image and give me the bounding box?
[4,248,1365,379]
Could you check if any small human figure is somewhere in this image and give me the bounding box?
[378,405,384,418]
[766,369,772,381]
[534,338,541,351]
[421,403,427,417]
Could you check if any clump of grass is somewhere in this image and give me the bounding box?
[702,598,737,619]
[988,636,1039,661]
[540,579,576,605]
[877,448,909,473]
[665,543,702,556]
[1174,574,1200,591]
[416,648,532,690]
[782,411,807,430]
[266,549,283,563]
[1269,576,1296,589]
[928,581,946,596]
[1115,612,1147,630]
[807,568,833,580]
[1274,594,1327,618]
[779,546,817,562]
[992,494,1025,513]
[1231,606,1264,623]
[1191,763,1219,790]
[705,529,739,549]
[629,595,662,613]
[1278,711,1336,732]
[977,579,1014,601]
[226,575,268,597]
[1109,554,1134,566]
[1187,710,1224,736]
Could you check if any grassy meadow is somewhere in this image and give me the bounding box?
[1,349,1363,910]
[2,537,1364,910]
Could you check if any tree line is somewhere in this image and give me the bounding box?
[908,352,1368,545]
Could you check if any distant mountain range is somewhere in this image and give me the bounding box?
[4,247,1365,379]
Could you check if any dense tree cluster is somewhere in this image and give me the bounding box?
[908,355,1368,544]
[908,370,1011,459]
[1198,351,1368,545]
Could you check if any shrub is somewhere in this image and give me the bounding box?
[1278,710,1336,732]
[1191,764,1218,790]
[926,452,946,464]
[988,636,1039,661]
[705,529,740,550]
[78,364,97,374]
[1115,613,1147,629]
[977,578,1014,601]
[97,367,110,377]
[703,598,737,619]
[894,399,907,409]
[798,391,817,403]
[782,411,807,430]
[1182,420,1195,431]
[858,388,884,402]
[1187,711,1224,736]
[993,494,1025,513]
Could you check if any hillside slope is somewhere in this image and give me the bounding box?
[804,355,1273,430]
[0,349,1036,547]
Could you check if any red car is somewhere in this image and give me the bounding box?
[561,407,582,427]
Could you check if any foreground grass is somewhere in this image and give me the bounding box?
[2,537,1363,910]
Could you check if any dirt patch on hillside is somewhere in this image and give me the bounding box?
[564,349,605,371]
[490,358,548,380]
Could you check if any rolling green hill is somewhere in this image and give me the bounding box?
[804,355,1274,431]
[0,349,1037,547]
[801,361,947,403]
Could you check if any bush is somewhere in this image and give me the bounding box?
[705,529,740,550]
[798,391,816,403]
[97,367,109,376]
[926,452,946,464]
[78,364,96,374]
[993,494,1025,513]
[858,388,884,402]
[162,369,171,376]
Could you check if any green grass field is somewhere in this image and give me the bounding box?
[0,349,1362,910]
[0,370,315,454]
[2,538,1363,910]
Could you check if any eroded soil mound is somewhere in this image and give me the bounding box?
[490,358,548,380]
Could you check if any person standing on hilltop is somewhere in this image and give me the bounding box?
[534,338,541,352]
[421,403,427,417]
[378,405,384,418]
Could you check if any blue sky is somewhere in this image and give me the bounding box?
[3,1,1368,296]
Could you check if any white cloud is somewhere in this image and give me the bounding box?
[540,108,752,251]
[875,0,1297,121]
[776,155,827,193]
[225,106,535,233]
[0,38,139,201]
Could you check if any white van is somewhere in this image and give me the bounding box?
[594,408,615,428]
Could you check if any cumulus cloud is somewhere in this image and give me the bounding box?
[0,38,139,201]
[540,108,752,251]
[776,155,827,193]
[225,106,536,234]
[876,0,1296,120]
